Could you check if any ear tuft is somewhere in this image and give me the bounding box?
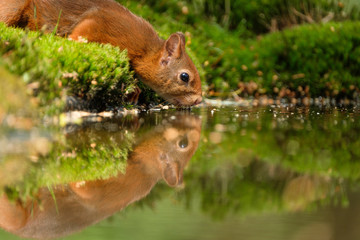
[176,32,186,45]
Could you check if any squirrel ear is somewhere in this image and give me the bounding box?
[164,33,184,59]
[162,163,179,187]
[160,153,181,187]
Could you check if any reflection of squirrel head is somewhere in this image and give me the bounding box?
[130,114,202,187]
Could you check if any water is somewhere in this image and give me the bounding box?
[0,105,359,240]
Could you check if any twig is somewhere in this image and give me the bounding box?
[291,7,314,23]
[321,12,334,23]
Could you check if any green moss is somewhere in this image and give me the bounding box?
[0,23,158,114]
[232,21,360,97]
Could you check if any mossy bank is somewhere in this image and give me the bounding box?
[0,22,159,115]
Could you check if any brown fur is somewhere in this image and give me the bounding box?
[0,115,201,239]
[0,0,202,106]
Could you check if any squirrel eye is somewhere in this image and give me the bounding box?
[178,136,189,149]
[179,72,189,83]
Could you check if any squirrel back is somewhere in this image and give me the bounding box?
[0,0,202,106]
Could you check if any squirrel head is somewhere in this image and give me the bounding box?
[135,32,202,106]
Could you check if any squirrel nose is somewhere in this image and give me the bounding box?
[194,96,202,105]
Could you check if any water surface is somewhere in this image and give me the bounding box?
[0,105,359,240]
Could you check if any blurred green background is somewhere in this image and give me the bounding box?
[122,0,360,98]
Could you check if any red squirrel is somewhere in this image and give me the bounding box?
[0,115,201,239]
[0,0,203,106]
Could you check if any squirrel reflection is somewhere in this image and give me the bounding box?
[0,114,201,239]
